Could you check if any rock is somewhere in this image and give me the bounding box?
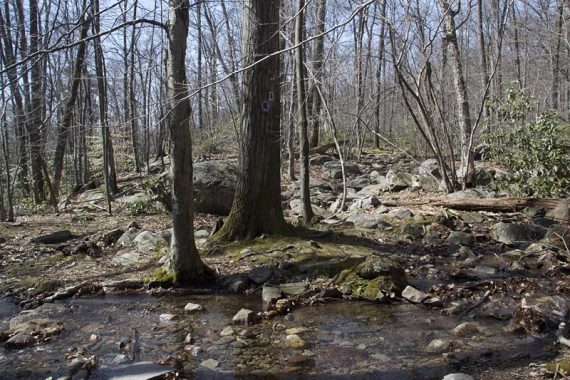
[418,159,440,177]
[133,231,167,252]
[6,317,64,349]
[99,362,174,380]
[286,334,305,349]
[280,282,309,296]
[345,214,384,229]
[127,221,141,230]
[184,303,205,313]
[442,374,474,380]
[454,246,477,260]
[248,266,274,285]
[322,161,361,179]
[388,207,413,220]
[30,230,75,244]
[446,231,474,246]
[384,170,413,191]
[285,327,310,335]
[200,359,219,370]
[116,227,140,246]
[101,229,124,245]
[194,230,210,239]
[111,354,130,365]
[400,223,424,239]
[402,286,429,303]
[452,322,481,337]
[356,184,386,197]
[112,250,140,266]
[232,309,256,325]
[545,224,570,250]
[153,160,238,215]
[423,226,444,246]
[514,296,569,331]
[448,189,487,199]
[490,222,546,245]
[336,256,407,300]
[262,286,282,304]
[426,338,450,353]
[546,202,569,223]
[309,155,334,166]
[159,313,178,323]
[347,176,371,190]
[349,195,380,210]
[220,327,235,337]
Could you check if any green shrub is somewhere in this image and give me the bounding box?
[486,110,569,197]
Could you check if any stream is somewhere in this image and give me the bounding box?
[0,292,556,380]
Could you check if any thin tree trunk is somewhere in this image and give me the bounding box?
[129,0,141,172]
[166,0,208,283]
[552,0,564,110]
[477,0,490,119]
[374,0,387,149]
[308,0,326,148]
[295,0,314,225]
[52,0,91,200]
[439,0,475,188]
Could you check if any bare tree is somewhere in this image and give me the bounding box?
[165,0,209,283]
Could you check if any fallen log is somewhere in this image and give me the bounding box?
[294,141,346,159]
[382,197,566,213]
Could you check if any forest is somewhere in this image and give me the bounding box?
[0,0,569,379]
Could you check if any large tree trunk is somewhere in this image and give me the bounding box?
[373,0,387,149]
[214,0,290,242]
[295,0,314,225]
[308,0,326,148]
[166,0,208,283]
[439,0,475,188]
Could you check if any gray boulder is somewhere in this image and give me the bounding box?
[490,222,546,245]
[153,160,238,215]
[322,161,361,179]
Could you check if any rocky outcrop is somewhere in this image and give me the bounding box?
[152,160,238,215]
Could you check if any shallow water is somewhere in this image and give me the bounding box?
[0,294,552,379]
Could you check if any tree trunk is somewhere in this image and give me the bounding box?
[166,0,208,283]
[308,0,326,148]
[295,0,314,225]
[477,0,490,119]
[214,0,290,242]
[52,0,91,200]
[93,0,119,202]
[374,0,387,149]
[439,0,475,188]
[552,0,564,110]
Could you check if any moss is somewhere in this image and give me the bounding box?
[145,268,175,288]
[546,359,570,374]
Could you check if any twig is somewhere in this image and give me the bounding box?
[458,289,492,317]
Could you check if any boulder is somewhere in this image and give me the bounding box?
[336,256,407,300]
[133,231,167,252]
[401,286,429,303]
[322,161,361,179]
[388,207,413,220]
[490,222,546,245]
[349,195,380,210]
[447,189,487,199]
[418,159,440,177]
[309,155,334,166]
[232,309,256,325]
[248,266,274,284]
[152,160,238,215]
[345,214,385,229]
[446,231,474,246]
[384,170,413,191]
[30,230,75,244]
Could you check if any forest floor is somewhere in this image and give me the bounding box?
[0,151,569,380]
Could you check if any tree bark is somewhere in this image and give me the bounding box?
[552,0,564,110]
[308,0,326,148]
[166,0,208,283]
[52,0,91,200]
[295,0,314,225]
[214,0,290,241]
[439,0,475,188]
